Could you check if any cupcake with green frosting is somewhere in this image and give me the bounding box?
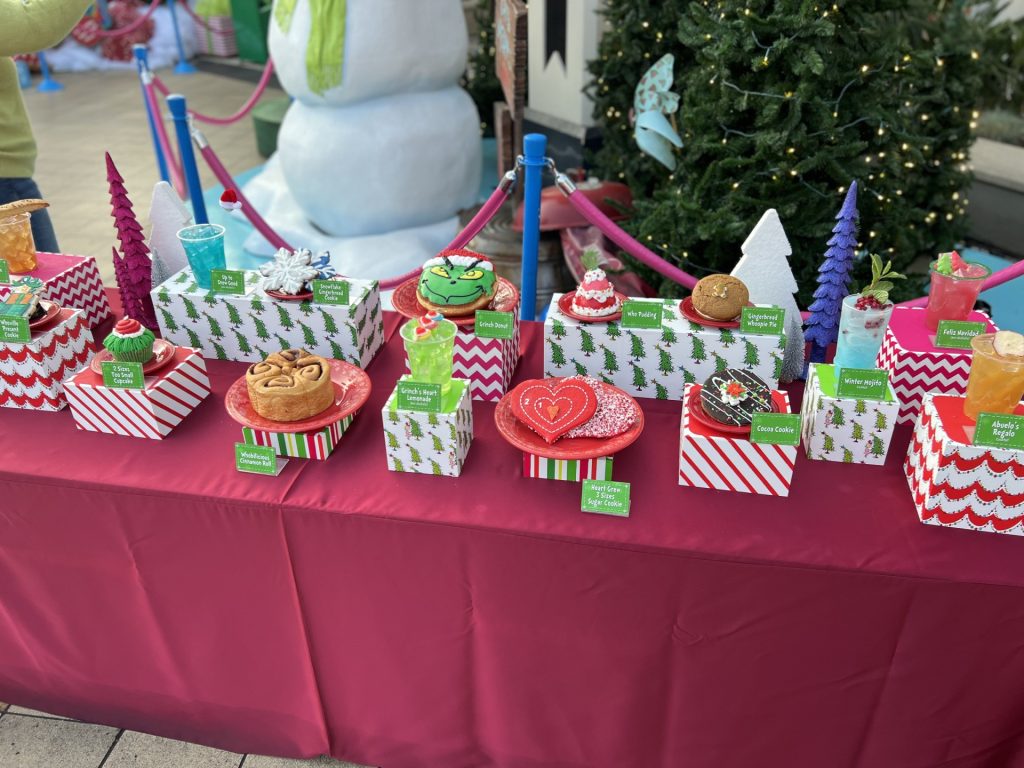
[103,317,156,363]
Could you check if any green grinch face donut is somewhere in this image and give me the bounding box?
[417,250,497,310]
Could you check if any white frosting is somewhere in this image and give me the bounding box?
[423,254,493,270]
[575,285,615,302]
[113,326,147,339]
[581,268,607,283]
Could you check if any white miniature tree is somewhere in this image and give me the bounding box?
[147,181,193,286]
[731,209,805,382]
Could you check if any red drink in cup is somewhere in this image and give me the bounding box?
[925,251,990,331]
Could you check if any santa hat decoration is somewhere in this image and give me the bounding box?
[219,189,243,214]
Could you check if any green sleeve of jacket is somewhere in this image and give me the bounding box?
[0,0,95,58]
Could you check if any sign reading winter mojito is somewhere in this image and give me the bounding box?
[312,279,349,305]
[740,306,785,336]
[621,301,663,329]
[0,315,29,343]
[210,269,246,295]
[0,259,9,284]
[101,360,145,389]
[750,413,801,446]
[234,443,285,475]
[581,479,631,517]
[474,310,515,339]
[973,413,1024,451]
[934,320,987,350]
[836,368,890,401]
[396,380,442,413]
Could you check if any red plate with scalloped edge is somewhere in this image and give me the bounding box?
[90,339,178,376]
[29,300,61,330]
[685,384,780,437]
[494,380,645,460]
[391,276,520,327]
[678,296,755,329]
[265,288,314,302]
[557,290,628,323]
[224,358,371,433]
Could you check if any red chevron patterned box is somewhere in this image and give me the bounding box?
[0,308,94,411]
[0,253,113,329]
[678,383,796,496]
[877,307,997,425]
[906,394,1024,536]
[64,347,210,439]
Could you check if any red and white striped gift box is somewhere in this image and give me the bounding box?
[242,413,354,460]
[905,394,1024,536]
[523,453,614,482]
[195,16,237,57]
[877,307,997,426]
[65,348,210,439]
[678,383,796,496]
[0,309,94,411]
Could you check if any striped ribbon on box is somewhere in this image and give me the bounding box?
[242,414,353,460]
[523,453,613,482]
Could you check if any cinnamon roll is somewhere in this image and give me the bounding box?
[245,348,335,422]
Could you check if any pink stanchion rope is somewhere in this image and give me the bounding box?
[898,260,1024,308]
[152,59,275,126]
[143,78,186,198]
[95,0,162,37]
[178,0,218,31]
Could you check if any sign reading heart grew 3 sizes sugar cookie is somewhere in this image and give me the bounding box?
[509,377,599,444]
[416,248,498,317]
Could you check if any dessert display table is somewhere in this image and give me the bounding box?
[1,308,1024,768]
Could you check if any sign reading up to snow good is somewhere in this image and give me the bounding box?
[749,413,801,446]
[312,279,349,306]
[934,320,987,350]
[0,260,9,284]
[101,360,145,390]
[740,306,785,336]
[581,479,631,517]
[396,380,442,413]
[621,301,663,329]
[836,368,891,401]
[974,413,1024,452]
[475,310,515,340]
[0,315,29,343]
[210,269,246,295]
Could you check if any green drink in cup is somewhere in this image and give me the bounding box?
[401,314,458,407]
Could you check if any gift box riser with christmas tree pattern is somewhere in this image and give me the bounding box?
[0,253,112,329]
[544,295,785,401]
[905,394,1024,537]
[799,364,899,466]
[878,307,997,425]
[382,379,473,477]
[678,383,796,496]
[152,268,384,366]
[523,454,613,482]
[0,309,94,411]
[242,414,353,460]
[64,348,210,439]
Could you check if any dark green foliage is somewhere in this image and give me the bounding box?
[460,0,503,136]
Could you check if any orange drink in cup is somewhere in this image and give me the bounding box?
[0,213,37,273]
[964,332,1024,422]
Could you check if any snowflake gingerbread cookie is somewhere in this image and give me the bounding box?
[260,248,320,295]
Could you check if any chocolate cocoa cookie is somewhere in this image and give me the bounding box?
[691,274,749,321]
[700,368,774,427]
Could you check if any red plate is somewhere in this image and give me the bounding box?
[29,300,61,329]
[265,288,314,301]
[678,296,754,329]
[91,339,178,376]
[391,276,520,327]
[494,380,645,460]
[685,384,779,436]
[224,358,372,433]
[557,290,628,323]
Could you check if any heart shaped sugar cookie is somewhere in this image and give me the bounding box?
[509,378,599,444]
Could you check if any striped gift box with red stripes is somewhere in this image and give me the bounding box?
[678,383,796,496]
[523,453,613,482]
[242,414,354,460]
[65,348,210,439]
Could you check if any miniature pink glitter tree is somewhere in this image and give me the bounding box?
[107,152,157,330]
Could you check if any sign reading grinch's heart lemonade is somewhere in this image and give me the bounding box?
[974,413,1024,451]
[581,480,631,517]
[621,301,663,329]
[396,380,442,413]
[740,306,785,335]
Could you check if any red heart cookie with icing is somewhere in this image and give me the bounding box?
[509,378,599,444]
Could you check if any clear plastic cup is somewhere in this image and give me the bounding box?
[400,317,457,394]
[925,261,990,331]
[832,295,894,376]
[963,334,1024,422]
[177,224,226,290]
[0,213,38,273]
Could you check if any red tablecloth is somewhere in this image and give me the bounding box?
[2,310,1024,768]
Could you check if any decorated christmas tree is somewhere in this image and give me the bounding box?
[805,182,860,369]
[107,153,157,330]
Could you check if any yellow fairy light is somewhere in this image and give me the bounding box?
[971,50,980,60]
[732,182,740,189]
[936,58,944,68]
[861,64,869,73]
[838,186,846,194]
[787,147,796,154]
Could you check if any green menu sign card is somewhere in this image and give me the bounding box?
[836,368,890,401]
[749,413,801,446]
[475,310,515,339]
[740,306,785,335]
[934,320,986,350]
[581,479,631,517]
[621,301,662,329]
[0,259,9,284]
[235,443,287,475]
[210,269,246,295]
[396,380,442,413]
[312,279,350,305]
[974,413,1024,452]
[102,361,145,389]
[0,315,29,343]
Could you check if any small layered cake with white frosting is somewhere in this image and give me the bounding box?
[571,250,621,318]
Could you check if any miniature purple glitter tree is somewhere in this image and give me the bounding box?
[107,152,157,330]
[804,181,859,372]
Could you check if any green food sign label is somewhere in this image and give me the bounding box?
[474,310,515,339]
[581,479,631,517]
[620,301,663,329]
[101,361,144,389]
[836,368,891,401]
[0,260,9,284]
[210,269,246,295]
[749,413,801,446]
[396,380,442,413]
[234,443,282,475]
[973,413,1024,451]
[740,306,786,335]
[934,320,987,350]
[0,315,29,343]
[312,279,349,305]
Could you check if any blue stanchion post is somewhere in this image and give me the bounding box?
[95,0,113,28]
[167,94,208,224]
[168,0,197,75]
[36,53,64,92]
[519,133,547,322]
[133,45,170,184]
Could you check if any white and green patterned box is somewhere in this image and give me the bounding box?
[544,295,785,401]
[382,377,473,477]
[799,364,899,465]
[151,268,384,367]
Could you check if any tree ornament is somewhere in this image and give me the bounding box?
[107,153,158,331]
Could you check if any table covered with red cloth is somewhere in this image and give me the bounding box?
[2,312,1024,768]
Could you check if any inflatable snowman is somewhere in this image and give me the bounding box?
[243,0,482,281]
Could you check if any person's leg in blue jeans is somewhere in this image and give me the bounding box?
[0,177,59,253]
